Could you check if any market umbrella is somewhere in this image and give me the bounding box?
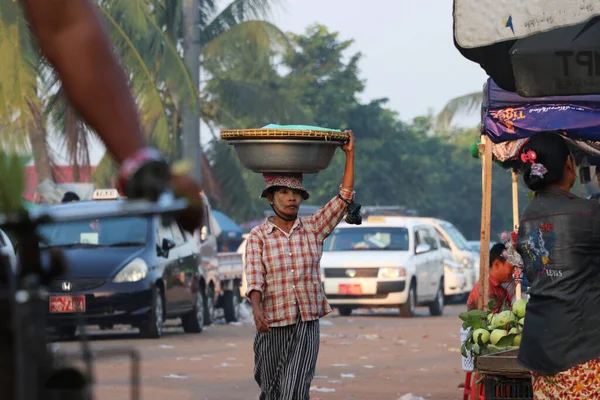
[210,210,243,241]
[481,77,600,145]
[479,77,600,163]
[454,0,600,96]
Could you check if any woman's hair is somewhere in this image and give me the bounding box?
[516,131,571,191]
[263,186,283,197]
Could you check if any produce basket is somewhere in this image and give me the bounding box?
[477,349,533,400]
[220,125,349,173]
[483,375,533,400]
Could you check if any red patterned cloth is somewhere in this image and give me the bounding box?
[260,173,309,200]
[245,188,354,327]
[532,358,600,399]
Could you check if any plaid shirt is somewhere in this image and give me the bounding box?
[245,188,354,327]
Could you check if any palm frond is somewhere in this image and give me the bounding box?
[198,0,218,27]
[26,94,55,183]
[98,7,173,154]
[124,1,198,107]
[98,0,157,35]
[204,138,262,221]
[0,149,26,212]
[64,101,91,181]
[160,0,183,38]
[92,152,117,188]
[0,0,39,137]
[208,78,313,127]
[435,91,483,131]
[202,20,291,65]
[201,0,284,44]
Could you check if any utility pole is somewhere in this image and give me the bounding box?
[182,0,202,184]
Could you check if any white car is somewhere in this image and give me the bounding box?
[383,217,479,294]
[320,217,445,318]
[423,218,480,293]
[237,233,249,299]
[440,247,467,299]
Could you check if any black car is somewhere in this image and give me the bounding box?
[37,198,207,339]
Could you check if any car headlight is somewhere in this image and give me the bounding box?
[444,264,457,274]
[461,256,474,268]
[114,258,148,283]
[378,267,405,278]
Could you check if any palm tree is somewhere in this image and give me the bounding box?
[1,0,300,216]
[0,0,198,187]
[0,0,54,183]
[91,0,295,192]
[56,0,199,187]
[435,91,483,131]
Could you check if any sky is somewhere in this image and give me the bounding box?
[49,0,489,166]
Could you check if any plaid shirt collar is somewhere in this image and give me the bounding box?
[263,216,303,235]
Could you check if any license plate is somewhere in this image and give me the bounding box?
[49,296,86,313]
[338,284,362,295]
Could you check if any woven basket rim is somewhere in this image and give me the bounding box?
[220,128,349,141]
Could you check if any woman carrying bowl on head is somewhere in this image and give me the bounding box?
[244,131,355,400]
[514,131,600,399]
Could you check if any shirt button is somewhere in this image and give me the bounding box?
[292,285,295,288]
[291,269,294,272]
[289,252,292,256]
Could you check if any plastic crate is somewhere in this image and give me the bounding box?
[484,375,534,399]
[460,327,474,372]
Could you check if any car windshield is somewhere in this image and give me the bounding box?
[324,227,409,251]
[441,223,470,251]
[37,216,149,248]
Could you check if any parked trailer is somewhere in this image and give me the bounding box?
[215,252,244,323]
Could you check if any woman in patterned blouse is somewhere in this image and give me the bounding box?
[245,131,355,400]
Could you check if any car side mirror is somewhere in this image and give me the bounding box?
[415,243,431,254]
[160,238,176,257]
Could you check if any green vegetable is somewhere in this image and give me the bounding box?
[492,310,512,328]
[512,299,528,318]
[473,328,490,345]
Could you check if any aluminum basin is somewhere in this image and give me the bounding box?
[228,139,342,173]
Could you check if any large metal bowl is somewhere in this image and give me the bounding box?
[228,139,342,173]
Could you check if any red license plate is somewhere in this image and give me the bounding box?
[49,296,86,313]
[339,284,362,295]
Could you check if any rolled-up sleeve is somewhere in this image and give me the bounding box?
[306,188,356,241]
[244,231,265,298]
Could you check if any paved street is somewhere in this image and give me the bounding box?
[57,304,468,400]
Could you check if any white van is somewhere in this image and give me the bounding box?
[320,217,445,317]
[374,217,479,294]
[418,218,480,293]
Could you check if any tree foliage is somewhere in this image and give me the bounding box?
[205,24,527,239]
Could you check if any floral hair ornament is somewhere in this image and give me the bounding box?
[530,163,548,178]
[499,230,524,270]
[520,149,537,164]
[520,149,548,178]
